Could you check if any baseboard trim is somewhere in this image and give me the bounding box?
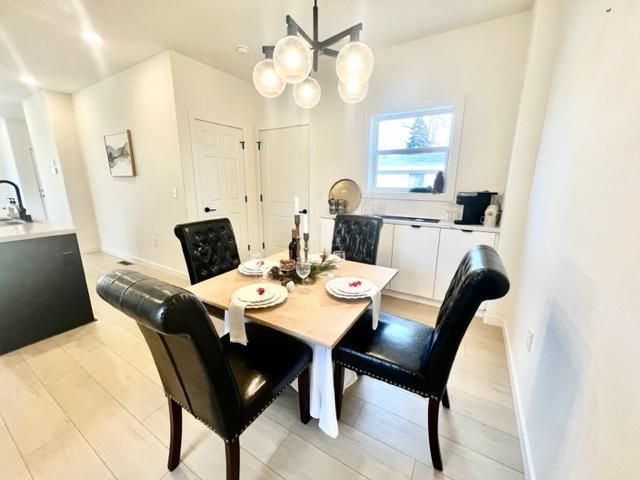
[99,246,188,279]
[483,312,504,328]
[503,322,536,480]
[383,289,442,307]
[80,246,101,254]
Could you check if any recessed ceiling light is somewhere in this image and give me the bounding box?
[80,31,104,46]
[235,44,249,55]
[20,75,39,86]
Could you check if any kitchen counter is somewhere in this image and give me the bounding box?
[320,214,500,234]
[0,221,76,243]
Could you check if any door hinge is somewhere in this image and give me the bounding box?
[256,140,261,150]
[262,242,265,249]
[239,140,245,150]
[244,195,248,203]
[260,194,263,202]
[248,244,251,251]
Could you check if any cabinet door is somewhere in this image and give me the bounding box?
[391,225,440,298]
[319,218,334,253]
[434,229,497,300]
[377,223,394,267]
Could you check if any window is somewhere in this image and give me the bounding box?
[368,105,460,199]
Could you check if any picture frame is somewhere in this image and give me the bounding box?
[104,130,135,177]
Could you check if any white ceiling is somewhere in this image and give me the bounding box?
[0,0,533,118]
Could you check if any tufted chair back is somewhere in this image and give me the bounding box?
[422,245,509,398]
[331,215,384,265]
[174,219,241,285]
[96,269,244,439]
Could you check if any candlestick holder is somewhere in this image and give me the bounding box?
[303,233,310,262]
[294,214,301,258]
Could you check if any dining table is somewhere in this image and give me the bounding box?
[186,251,398,437]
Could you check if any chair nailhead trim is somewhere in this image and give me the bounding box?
[165,362,311,443]
[335,361,440,401]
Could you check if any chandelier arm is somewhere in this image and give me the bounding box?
[262,46,275,59]
[285,15,314,46]
[317,23,362,50]
[320,48,339,58]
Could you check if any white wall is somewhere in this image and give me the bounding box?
[169,51,261,248]
[23,92,74,226]
[507,0,640,478]
[23,91,100,249]
[256,12,531,248]
[73,52,187,273]
[0,118,46,220]
[486,0,564,327]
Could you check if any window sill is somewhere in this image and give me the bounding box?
[365,191,453,202]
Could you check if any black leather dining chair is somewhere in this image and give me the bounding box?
[331,214,384,265]
[96,270,312,480]
[174,218,241,285]
[174,218,241,318]
[332,245,509,471]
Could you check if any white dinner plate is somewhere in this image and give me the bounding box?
[325,282,371,300]
[328,277,373,295]
[233,285,288,309]
[234,283,276,304]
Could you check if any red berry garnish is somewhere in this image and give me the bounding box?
[257,287,265,295]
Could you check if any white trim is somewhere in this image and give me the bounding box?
[80,246,101,254]
[366,97,466,202]
[383,289,442,307]
[99,246,188,279]
[504,321,536,480]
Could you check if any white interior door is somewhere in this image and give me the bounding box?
[192,120,249,258]
[259,125,309,256]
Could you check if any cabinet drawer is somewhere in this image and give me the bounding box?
[434,229,496,300]
[390,224,440,298]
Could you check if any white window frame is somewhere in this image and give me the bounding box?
[366,97,465,202]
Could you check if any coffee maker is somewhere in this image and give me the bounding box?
[454,191,497,225]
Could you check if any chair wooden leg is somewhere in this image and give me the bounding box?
[428,398,443,471]
[167,398,182,471]
[442,387,450,409]
[298,366,311,424]
[225,438,240,480]
[333,363,345,421]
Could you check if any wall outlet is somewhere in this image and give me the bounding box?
[172,187,178,199]
[526,329,535,352]
[152,236,159,247]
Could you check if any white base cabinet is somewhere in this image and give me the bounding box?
[433,229,497,300]
[390,225,440,298]
[318,217,498,304]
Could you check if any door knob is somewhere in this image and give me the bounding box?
[204,207,216,213]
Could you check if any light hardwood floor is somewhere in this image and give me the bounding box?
[0,252,524,480]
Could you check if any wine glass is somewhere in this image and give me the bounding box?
[332,250,345,274]
[296,259,312,293]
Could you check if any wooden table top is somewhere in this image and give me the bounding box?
[187,252,398,348]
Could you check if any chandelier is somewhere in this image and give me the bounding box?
[253,0,374,108]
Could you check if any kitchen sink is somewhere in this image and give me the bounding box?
[381,215,440,223]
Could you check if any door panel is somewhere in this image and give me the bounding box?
[192,120,249,258]
[433,229,496,300]
[390,225,440,298]
[259,126,310,256]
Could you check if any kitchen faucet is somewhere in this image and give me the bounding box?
[0,180,33,222]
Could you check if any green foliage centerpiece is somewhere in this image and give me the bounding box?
[269,252,338,285]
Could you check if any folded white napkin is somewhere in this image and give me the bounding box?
[369,287,381,330]
[225,297,248,345]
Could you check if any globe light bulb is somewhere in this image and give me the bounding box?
[253,59,286,98]
[293,77,321,109]
[338,77,369,104]
[273,35,313,84]
[336,41,374,82]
